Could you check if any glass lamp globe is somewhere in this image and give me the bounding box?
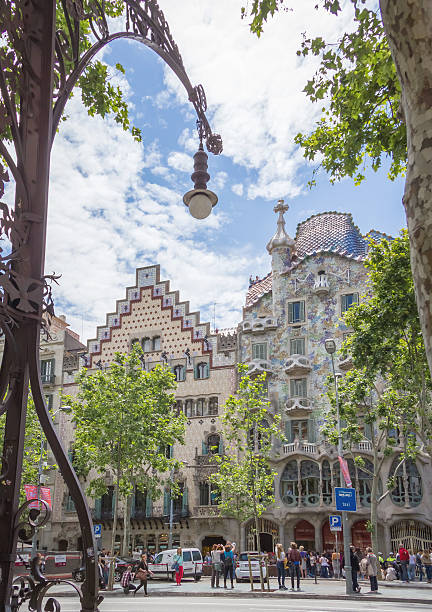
[189,192,213,219]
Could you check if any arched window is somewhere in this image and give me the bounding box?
[390,457,422,507]
[280,460,299,507]
[209,397,218,415]
[142,337,152,352]
[301,460,320,506]
[152,336,161,351]
[195,362,209,379]
[173,365,185,382]
[322,460,332,505]
[184,399,193,417]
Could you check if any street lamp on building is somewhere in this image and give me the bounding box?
[324,338,353,595]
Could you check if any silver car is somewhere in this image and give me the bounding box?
[235,551,268,583]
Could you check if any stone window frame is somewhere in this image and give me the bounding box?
[287,300,306,325]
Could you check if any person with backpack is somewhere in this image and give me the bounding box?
[221,542,235,589]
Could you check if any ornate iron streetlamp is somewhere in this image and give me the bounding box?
[0,2,222,611]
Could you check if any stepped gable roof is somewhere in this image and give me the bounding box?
[294,211,367,260]
[245,272,272,307]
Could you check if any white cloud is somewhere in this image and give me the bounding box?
[167,151,194,173]
[231,183,244,196]
[159,1,354,200]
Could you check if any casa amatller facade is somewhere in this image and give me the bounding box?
[23,206,432,556]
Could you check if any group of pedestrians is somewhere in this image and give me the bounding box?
[210,542,236,589]
[275,542,304,591]
[381,547,432,582]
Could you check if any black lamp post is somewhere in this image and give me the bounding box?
[0,2,222,611]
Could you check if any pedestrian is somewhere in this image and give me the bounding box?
[320,553,329,578]
[408,549,416,581]
[275,543,286,590]
[134,552,153,596]
[121,565,136,594]
[287,542,302,591]
[221,542,235,589]
[211,544,222,588]
[416,550,424,582]
[309,551,316,578]
[172,548,184,587]
[97,556,106,589]
[398,543,410,582]
[99,555,108,587]
[366,547,378,592]
[349,545,361,592]
[331,549,340,579]
[421,550,432,583]
[299,546,307,579]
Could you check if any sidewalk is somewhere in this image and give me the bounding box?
[50,576,432,604]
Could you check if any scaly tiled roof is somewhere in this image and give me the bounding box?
[245,212,391,308]
[295,212,367,260]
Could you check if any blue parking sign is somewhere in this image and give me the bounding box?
[329,515,342,531]
[93,524,102,537]
[335,487,357,512]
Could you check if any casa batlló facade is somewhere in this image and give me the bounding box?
[29,207,432,556]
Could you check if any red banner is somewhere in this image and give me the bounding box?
[25,485,52,509]
[338,456,352,487]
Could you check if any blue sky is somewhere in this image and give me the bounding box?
[44,1,406,343]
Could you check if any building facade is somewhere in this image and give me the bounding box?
[238,202,432,554]
[49,265,237,554]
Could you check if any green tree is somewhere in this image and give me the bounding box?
[241,0,432,392]
[0,394,51,504]
[323,231,431,551]
[65,343,186,585]
[210,365,285,590]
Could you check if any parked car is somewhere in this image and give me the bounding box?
[73,557,133,583]
[148,548,203,581]
[235,551,268,583]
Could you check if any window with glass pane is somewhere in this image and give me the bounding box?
[341,293,359,314]
[301,460,320,506]
[252,343,267,360]
[173,365,185,382]
[41,359,54,383]
[196,398,205,416]
[208,397,218,415]
[184,399,193,417]
[290,378,307,397]
[207,434,221,454]
[280,461,299,507]
[152,336,161,351]
[199,482,209,506]
[291,419,308,441]
[142,337,152,352]
[288,301,305,324]
[196,362,209,379]
[290,338,305,355]
[322,460,332,505]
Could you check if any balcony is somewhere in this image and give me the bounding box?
[354,440,373,452]
[245,358,274,377]
[285,354,312,376]
[283,442,318,456]
[285,397,313,414]
[193,505,220,518]
[241,317,277,334]
[338,354,353,370]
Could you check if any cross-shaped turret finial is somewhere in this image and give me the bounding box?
[274,199,289,216]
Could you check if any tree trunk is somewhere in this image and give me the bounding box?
[108,478,120,590]
[122,494,131,557]
[370,457,379,555]
[380,1,432,378]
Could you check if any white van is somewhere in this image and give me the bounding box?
[148,548,203,581]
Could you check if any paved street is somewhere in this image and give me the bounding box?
[21,596,432,612]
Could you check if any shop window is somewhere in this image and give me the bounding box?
[290,337,305,355]
[288,301,305,324]
[252,343,267,360]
